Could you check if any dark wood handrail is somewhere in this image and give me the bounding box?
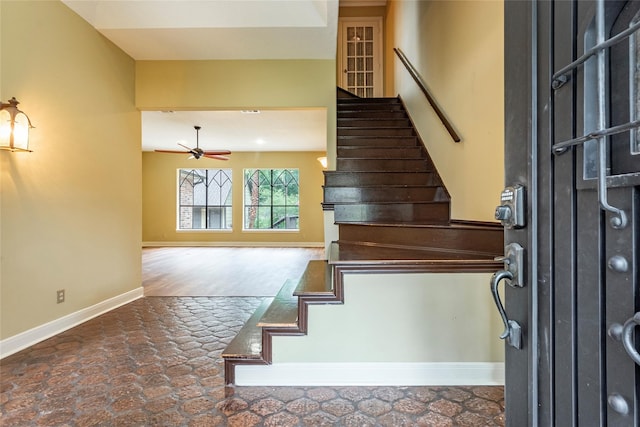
[394,48,461,143]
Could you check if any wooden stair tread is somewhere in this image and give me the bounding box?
[335,221,451,227]
[337,135,417,139]
[293,260,333,297]
[331,200,449,205]
[337,138,419,146]
[257,279,298,328]
[338,97,399,100]
[329,242,502,268]
[324,187,446,204]
[337,146,422,150]
[323,171,439,187]
[338,220,501,230]
[337,156,425,160]
[325,171,435,176]
[222,298,272,360]
[324,184,441,189]
[338,126,415,130]
[338,111,408,117]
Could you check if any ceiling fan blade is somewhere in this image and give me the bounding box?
[203,154,230,160]
[203,150,232,155]
[155,149,190,154]
[177,142,193,151]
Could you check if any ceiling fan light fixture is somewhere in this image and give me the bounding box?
[154,124,231,161]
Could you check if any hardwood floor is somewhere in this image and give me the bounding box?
[142,246,325,297]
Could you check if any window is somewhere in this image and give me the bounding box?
[244,169,299,230]
[178,169,232,230]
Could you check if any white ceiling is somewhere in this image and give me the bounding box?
[142,109,327,152]
[62,0,341,152]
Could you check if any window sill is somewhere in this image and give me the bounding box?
[176,229,233,233]
[242,229,300,233]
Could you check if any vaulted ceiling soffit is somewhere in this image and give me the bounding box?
[61,0,339,60]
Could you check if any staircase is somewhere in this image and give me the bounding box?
[323,98,450,224]
[326,90,502,262]
[222,89,503,385]
[326,95,451,225]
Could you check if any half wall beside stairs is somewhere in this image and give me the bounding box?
[235,272,504,386]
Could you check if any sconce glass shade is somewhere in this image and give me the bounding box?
[0,97,33,152]
[317,156,328,168]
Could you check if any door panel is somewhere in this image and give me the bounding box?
[338,18,383,98]
[552,3,579,415]
[503,1,536,423]
[503,0,640,425]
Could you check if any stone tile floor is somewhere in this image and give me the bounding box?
[1,297,505,426]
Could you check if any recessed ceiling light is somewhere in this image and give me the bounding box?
[256,138,266,145]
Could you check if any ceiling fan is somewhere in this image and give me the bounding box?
[155,125,231,160]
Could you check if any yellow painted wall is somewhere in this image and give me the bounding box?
[137,59,335,244]
[1,1,140,339]
[386,0,505,221]
[136,60,337,169]
[339,6,386,18]
[142,151,326,244]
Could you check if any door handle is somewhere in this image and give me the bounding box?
[621,312,640,365]
[491,270,522,349]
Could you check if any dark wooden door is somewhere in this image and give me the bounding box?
[502,0,640,425]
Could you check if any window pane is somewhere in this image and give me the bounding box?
[365,26,373,41]
[243,168,299,230]
[178,169,232,230]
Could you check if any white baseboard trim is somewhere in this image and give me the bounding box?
[142,241,325,248]
[234,362,505,386]
[0,287,144,359]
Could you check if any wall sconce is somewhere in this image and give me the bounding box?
[317,156,328,169]
[0,97,34,152]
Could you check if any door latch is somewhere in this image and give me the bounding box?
[490,270,522,349]
[495,185,526,228]
[494,243,525,288]
[490,243,526,349]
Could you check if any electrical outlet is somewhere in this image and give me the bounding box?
[57,289,65,304]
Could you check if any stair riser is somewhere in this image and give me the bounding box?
[338,111,408,119]
[337,158,432,172]
[338,147,424,159]
[338,119,412,128]
[338,136,419,147]
[338,104,405,112]
[334,203,450,223]
[323,171,440,186]
[338,128,415,137]
[338,224,503,254]
[338,97,400,104]
[338,100,401,107]
[324,186,443,203]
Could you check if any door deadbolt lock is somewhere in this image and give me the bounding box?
[495,185,526,229]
